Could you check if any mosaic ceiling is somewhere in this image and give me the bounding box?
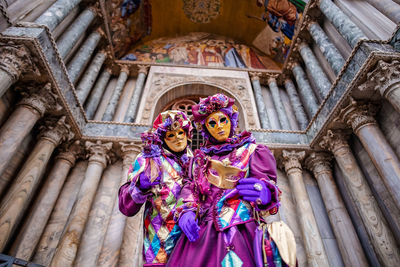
[108,0,306,70]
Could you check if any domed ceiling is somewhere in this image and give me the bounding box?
[105,0,306,71]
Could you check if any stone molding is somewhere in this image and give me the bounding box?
[339,99,377,133]
[305,152,332,176]
[281,150,306,174]
[39,116,74,146]
[85,140,113,168]
[0,43,39,81]
[358,59,400,98]
[319,130,350,154]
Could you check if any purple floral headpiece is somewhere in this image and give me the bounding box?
[192,93,239,142]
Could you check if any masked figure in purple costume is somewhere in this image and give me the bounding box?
[119,110,193,266]
[167,94,286,267]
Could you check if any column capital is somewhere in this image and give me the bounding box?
[0,43,40,82]
[287,60,300,70]
[137,65,149,75]
[18,83,63,117]
[319,129,350,153]
[39,116,74,146]
[119,64,130,74]
[266,74,279,84]
[249,71,262,81]
[56,140,83,166]
[85,140,113,168]
[281,150,305,174]
[358,59,400,97]
[339,98,377,133]
[120,141,142,169]
[305,152,332,176]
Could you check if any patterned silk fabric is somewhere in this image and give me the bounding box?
[128,153,184,264]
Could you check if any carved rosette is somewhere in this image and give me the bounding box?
[39,116,74,146]
[120,141,142,170]
[18,83,63,117]
[138,65,150,75]
[56,140,84,166]
[319,130,350,154]
[85,140,113,168]
[281,150,306,175]
[339,99,376,133]
[0,43,39,81]
[358,59,400,97]
[305,152,332,177]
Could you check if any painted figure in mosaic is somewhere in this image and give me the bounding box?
[167,94,294,267]
[118,110,193,266]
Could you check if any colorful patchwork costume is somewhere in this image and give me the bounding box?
[119,111,193,266]
[167,94,286,267]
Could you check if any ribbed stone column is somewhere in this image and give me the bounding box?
[268,77,290,129]
[291,62,319,117]
[33,161,87,266]
[305,152,368,266]
[364,0,400,23]
[50,141,112,267]
[320,130,400,266]
[85,68,112,119]
[34,0,82,31]
[56,7,96,59]
[284,79,308,129]
[10,141,81,260]
[339,100,400,210]
[318,0,367,48]
[262,86,281,129]
[281,150,329,266]
[75,161,123,267]
[308,21,345,75]
[124,65,149,122]
[249,72,270,129]
[67,30,102,84]
[0,44,36,98]
[76,50,107,103]
[0,117,72,251]
[102,66,129,121]
[99,142,141,266]
[0,84,58,192]
[298,42,331,98]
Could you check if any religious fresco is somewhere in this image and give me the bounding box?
[182,0,221,23]
[250,0,306,63]
[121,32,273,70]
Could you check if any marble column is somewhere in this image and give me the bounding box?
[318,0,367,48]
[76,50,107,104]
[320,130,400,266]
[0,116,72,252]
[339,100,400,210]
[268,77,291,129]
[10,141,81,260]
[113,79,136,122]
[34,0,82,31]
[298,42,331,99]
[75,161,123,267]
[67,30,102,84]
[308,21,345,75]
[305,152,368,266]
[85,68,112,119]
[364,0,400,23]
[102,66,129,121]
[284,78,308,129]
[124,65,149,122]
[291,62,319,117]
[99,142,141,266]
[50,141,112,267]
[262,86,281,129]
[33,161,87,266]
[249,72,270,129]
[358,59,400,114]
[0,44,36,98]
[56,7,96,59]
[281,150,329,266]
[0,84,58,193]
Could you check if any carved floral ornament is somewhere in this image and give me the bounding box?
[281,150,305,174]
[305,152,332,176]
[319,129,350,153]
[338,98,377,133]
[85,140,113,167]
[39,116,74,146]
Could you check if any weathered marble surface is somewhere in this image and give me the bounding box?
[252,78,270,129]
[364,0,400,24]
[292,64,319,118]
[85,69,112,119]
[269,79,291,130]
[125,71,147,122]
[284,79,308,129]
[113,78,136,122]
[261,86,281,129]
[103,70,129,121]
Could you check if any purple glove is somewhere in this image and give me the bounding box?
[236,178,271,205]
[137,172,160,191]
[179,211,200,242]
